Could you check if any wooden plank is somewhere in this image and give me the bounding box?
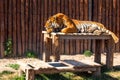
[80,0,84,53]
[102,0,106,25]
[12,0,17,56]
[61,39,65,55]
[0,0,5,57]
[87,39,91,51]
[72,40,76,55]
[76,0,80,19]
[44,0,49,58]
[105,0,109,28]
[93,0,98,21]
[83,0,88,20]
[56,0,60,12]
[80,40,84,53]
[98,0,102,22]
[43,34,51,62]
[44,0,48,21]
[80,0,84,20]
[94,40,102,64]
[91,40,96,54]
[105,39,115,69]
[40,0,44,56]
[58,0,65,55]
[117,0,120,52]
[70,0,76,55]
[60,0,65,13]
[3,0,8,57]
[0,0,2,57]
[68,0,72,17]
[88,0,92,20]
[72,0,76,19]
[21,0,25,55]
[52,35,60,61]
[83,40,88,51]
[3,0,8,41]
[52,0,56,14]
[26,69,34,80]
[36,0,40,55]
[17,0,22,56]
[76,40,80,54]
[29,0,33,51]
[109,0,113,30]
[32,0,37,54]
[64,39,70,55]
[24,0,29,52]
[8,0,12,39]
[112,0,118,52]
[65,0,69,16]
[69,40,73,55]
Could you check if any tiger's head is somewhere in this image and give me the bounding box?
[44,13,65,33]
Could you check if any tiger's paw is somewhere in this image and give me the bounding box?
[93,30,102,35]
[61,28,77,33]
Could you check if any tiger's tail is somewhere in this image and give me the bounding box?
[104,29,119,43]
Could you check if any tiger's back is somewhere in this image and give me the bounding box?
[72,19,119,43]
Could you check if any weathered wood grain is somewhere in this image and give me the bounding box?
[0,0,119,57]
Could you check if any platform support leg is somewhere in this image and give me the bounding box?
[93,67,101,78]
[105,39,115,69]
[26,69,34,80]
[52,35,61,61]
[94,40,102,63]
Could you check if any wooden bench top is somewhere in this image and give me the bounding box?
[42,31,111,40]
[18,59,101,73]
[18,59,101,80]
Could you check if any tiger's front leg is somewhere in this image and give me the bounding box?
[61,27,78,33]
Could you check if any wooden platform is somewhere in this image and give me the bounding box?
[18,59,101,80]
[42,31,115,69]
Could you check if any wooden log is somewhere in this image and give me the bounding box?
[12,0,17,56]
[52,35,61,61]
[43,33,51,62]
[93,67,101,77]
[105,38,115,69]
[26,69,34,80]
[21,0,25,55]
[25,0,29,52]
[17,0,22,56]
[94,40,102,64]
[0,0,5,57]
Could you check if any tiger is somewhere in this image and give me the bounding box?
[45,13,78,33]
[44,13,119,43]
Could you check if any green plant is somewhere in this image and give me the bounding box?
[11,74,25,80]
[4,38,13,56]
[83,50,93,57]
[25,50,36,58]
[1,71,13,75]
[7,64,20,70]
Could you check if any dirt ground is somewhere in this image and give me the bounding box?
[0,53,120,73]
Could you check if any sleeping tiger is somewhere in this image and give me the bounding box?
[44,13,119,43]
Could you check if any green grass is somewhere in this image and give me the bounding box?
[6,64,20,70]
[83,50,93,57]
[0,71,13,76]
[10,74,25,80]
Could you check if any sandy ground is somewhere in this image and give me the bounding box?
[0,53,120,73]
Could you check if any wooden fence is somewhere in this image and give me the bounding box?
[0,0,119,58]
